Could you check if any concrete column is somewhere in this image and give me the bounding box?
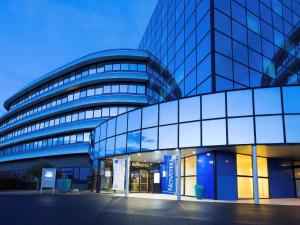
[176,149,181,201]
[96,159,101,193]
[252,145,259,204]
[125,155,130,198]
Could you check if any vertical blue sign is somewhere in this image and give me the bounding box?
[161,155,176,194]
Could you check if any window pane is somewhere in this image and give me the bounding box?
[106,137,115,156]
[228,117,254,145]
[185,156,196,176]
[237,154,252,176]
[116,114,127,135]
[285,115,300,143]
[128,109,141,131]
[254,88,282,115]
[179,122,201,147]
[179,96,200,122]
[255,116,284,143]
[227,90,253,116]
[202,119,226,146]
[258,178,269,198]
[257,157,268,177]
[127,131,140,153]
[141,128,158,151]
[142,105,158,128]
[238,177,253,199]
[159,125,178,149]
[202,93,225,119]
[185,176,196,197]
[115,134,126,155]
[283,86,300,113]
[107,118,116,138]
[159,101,178,125]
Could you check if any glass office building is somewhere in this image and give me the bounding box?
[1,0,300,200]
[91,0,300,200]
[0,49,177,189]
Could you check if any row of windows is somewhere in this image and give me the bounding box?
[0,106,135,143]
[0,83,145,130]
[0,132,91,157]
[94,86,300,158]
[10,61,148,109]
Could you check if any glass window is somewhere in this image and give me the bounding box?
[185,156,196,176]
[255,116,284,143]
[254,88,282,115]
[215,53,233,80]
[179,96,200,122]
[185,177,196,197]
[128,109,141,131]
[127,131,140,153]
[179,122,201,147]
[258,157,268,177]
[120,85,128,93]
[283,86,300,113]
[116,114,127,135]
[214,10,231,36]
[141,128,158,151]
[259,178,269,198]
[100,123,107,140]
[77,133,84,142]
[228,117,254,145]
[142,105,158,128]
[94,109,101,118]
[103,86,111,94]
[115,134,127,155]
[159,125,178,149]
[227,90,253,116]
[285,115,300,143]
[128,85,137,93]
[238,177,253,198]
[202,93,225,119]
[106,137,115,156]
[87,88,95,96]
[247,12,260,33]
[159,100,178,125]
[202,119,226,146]
[237,154,252,176]
[86,110,94,119]
[107,118,116,138]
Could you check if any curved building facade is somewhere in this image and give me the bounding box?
[0,49,177,187]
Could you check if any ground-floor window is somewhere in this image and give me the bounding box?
[181,155,196,197]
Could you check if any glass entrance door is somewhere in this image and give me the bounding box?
[139,169,149,192]
[130,170,140,192]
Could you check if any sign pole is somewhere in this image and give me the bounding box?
[176,149,181,201]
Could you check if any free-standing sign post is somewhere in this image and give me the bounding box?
[112,159,126,191]
[40,168,56,194]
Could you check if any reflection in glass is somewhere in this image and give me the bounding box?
[116,114,127,135]
[255,116,284,143]
[106,137,115,156]
[202,119,226,146]
[127,131,140,153]
[141,128,158,151]
[128,109,141,131]
[285,115,300,143]
[179,122,201,147]
[107,118,116,137]
[227,90,253,116]
[115,134,127,155]
[99,140,106,158]
[254,88,282,115]
[179,96,200,122]
[159,125,178,149]
[100,123,107,140]
[202,93,225,119]
[283,86,300,113]
[159,101,178,125]
[228,117,254,145]
[142,105,158,128]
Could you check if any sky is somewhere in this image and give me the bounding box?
[0,0,157,114]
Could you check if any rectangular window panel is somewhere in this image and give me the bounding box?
[254,88,282,115]
[107,118,116,138]
[238,177,253,199]
[258,178,269,198]
[257,157,268,177]
[202,93,225,119]
[115,134,127,155]
[142,105,158,128]
[283,86,300,113]
[116,114,127,135]
[255,116,284,144]
[106,137,115,156]
[141,127,158,151]
[185,156,196,176]
[185,176,196,196]
[285,115,300,143]
[179,122,201,147]
[227,90,253,117]
[127,131,140,153]
[128,109,141,131]
[237,154,252,176]
[228,117,254,145]
[202,119,226,146]
[159,100,178,125]
[159,125,178,149]
[179,96,200,122]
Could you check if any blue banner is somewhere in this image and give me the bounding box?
[161,155,176,194]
